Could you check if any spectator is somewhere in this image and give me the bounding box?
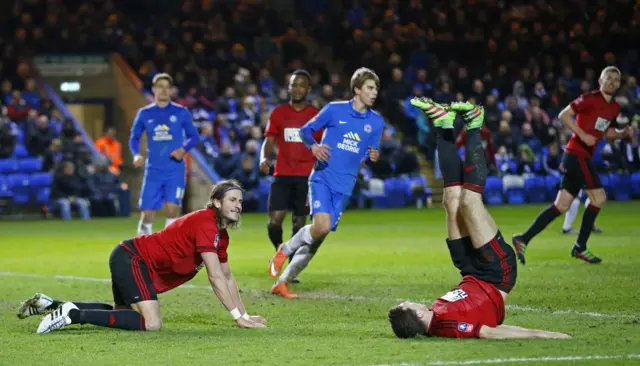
[95,126,123,176]
[90,158,120,217]
[621,132,640,172]
[228,154,260,211]
[27,115,55,157]
[519,122,543,156]
[542,142,563,178]
[51,161,90,220]
[214,143,239,178]
[42,138,63,172]
[457,126,497,174]
[7,90,30,122]
[0,116,17,158]
[197,123,219,165]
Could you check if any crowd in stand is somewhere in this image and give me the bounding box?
[2,0,640,217]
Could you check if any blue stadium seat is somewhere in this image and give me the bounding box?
[12,144,29,158]
[484,176,503,205]
[613,173,631,201]
[16,129,24,144]
[631,172,640,198]
[258,179,270,212]
[19,158,42,173]
[35,187,51,204]
[544,175,560,201]
[506,187,526,204]
[0,175,10,197]
[525,175,546,203]
[599,173,612,197]
[0,159,19,174]
[30,172,53,187]
[8,173,31,204]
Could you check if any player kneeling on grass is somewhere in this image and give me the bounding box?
[18,179,267,333]
[388,99,570,340]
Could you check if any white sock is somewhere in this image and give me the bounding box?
[279,246,315,283]
[584,197,591,208]
[563,198,580,230]
[282,225,313,256]
[165,217,177,228]
[137,221,153,235]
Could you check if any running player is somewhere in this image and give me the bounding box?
[18,180,267,333]
[388,99,569,340]
[129,73,200,235]
[259,70,322,270]
[267,67,384,298]
[513,66,633,264]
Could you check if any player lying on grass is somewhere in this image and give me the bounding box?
[388,99,570,339]
[18,180,267,333]
[267,67,384,298]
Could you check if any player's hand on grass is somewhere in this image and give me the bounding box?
[259,159,271,175]
[133,154,144,168]
[311,144,332,162]
[368,147,379,162]
[248,315,267,325]
[170,147,186,161]
[235,317,266,328]
[578,132,597,147]
[540,331,571,339]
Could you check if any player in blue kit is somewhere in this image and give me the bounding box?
[129,73,200,235]
[268,67,384,298]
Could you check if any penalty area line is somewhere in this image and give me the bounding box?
[371,353,640,366]
[1,271,638,320]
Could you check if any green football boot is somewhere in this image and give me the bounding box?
[410,97,456,128]
[449,101,484,130]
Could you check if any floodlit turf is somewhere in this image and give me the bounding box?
[1,202,639,365]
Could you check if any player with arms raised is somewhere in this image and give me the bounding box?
[267,67,384,298]
[260,70,322,269]
[388,99,569,340]
[18,180,267,333]
[129,73,200,235]
[513,66,634,264]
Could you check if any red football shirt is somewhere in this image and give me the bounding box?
[127,208,229,293]
[566,90,620,158]
[264,103,323,177]
[426,276,505,338]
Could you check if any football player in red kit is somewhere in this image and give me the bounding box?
[513,66,634,264]
[20,180,268,333]
[388,99,569,339]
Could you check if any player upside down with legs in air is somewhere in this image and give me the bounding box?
[18,180,267,333]
[388,99,570,339]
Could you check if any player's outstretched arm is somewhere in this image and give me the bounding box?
[202,252,265,328]
[221,262,267,325]
[479,324,570,339]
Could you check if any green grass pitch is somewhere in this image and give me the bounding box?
[1,202,639,365]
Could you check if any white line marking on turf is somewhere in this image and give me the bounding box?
[1,272,638,320]
[372,354,640,366]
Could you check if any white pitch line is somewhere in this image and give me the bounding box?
[373,354,640,366]
[1,272,638,319]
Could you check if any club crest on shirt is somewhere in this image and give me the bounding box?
[170,115,177,123]
[458,322,474,333]
[364,124,372,133]
[214,234,220,248]
[313,200,321,208]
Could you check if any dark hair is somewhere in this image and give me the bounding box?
[388,306,427,339]
[152,73,174,86]
[291,69,312,81]
[206,179,244,230]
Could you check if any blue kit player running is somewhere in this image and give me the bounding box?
[268,67,384,298]
[129,73,200,235]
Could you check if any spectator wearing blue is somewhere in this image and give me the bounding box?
[542,142,563,178]
[228,154,260,211]
[52,161,90,220]
[90,158,121,217]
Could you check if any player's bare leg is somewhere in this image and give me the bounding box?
[164,202,180,228]
[513,189,574,264]
[570,188,605,263]
[138,210,156,235]
[269,213,330,298]
[130,300,162,331]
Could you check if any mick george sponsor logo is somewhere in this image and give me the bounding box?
[152,124,173,141]
[338,131,361,153]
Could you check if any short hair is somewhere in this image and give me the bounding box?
[152,73,173,86]
[291,69,311,81]
[350,67,380,95]
[600,66,621,79]
[388,306,427,339]
[206,179,244,230]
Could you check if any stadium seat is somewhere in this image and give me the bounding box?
[0,175,10,197]
[19,158,42,173]
[631,172,640,198]
[506,187,526,204]
[524,175,546,203]
[484,176,503,205]
[0,159,19,174]
[612,173,631,201]
[30,172,53,188]
[8,173,31,204]
[544,175,560,201]
[599,173,612,197]
[35,187,50,204]
[12,144,29,158]
[258,180,270,212]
